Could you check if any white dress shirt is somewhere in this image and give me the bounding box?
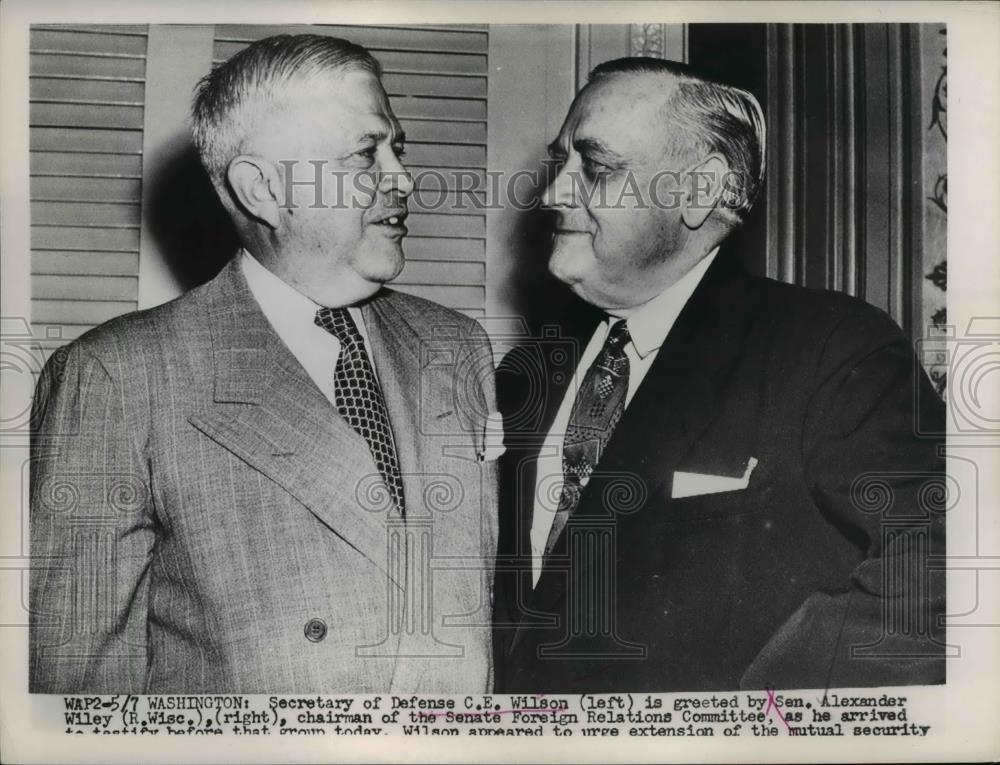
[530,248,719,585]
[239,249,377,408]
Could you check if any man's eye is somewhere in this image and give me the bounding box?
[356,147,376,161]
[582,156,610,177]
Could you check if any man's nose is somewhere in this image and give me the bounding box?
[541,163,577,208]
[378,150,414,198]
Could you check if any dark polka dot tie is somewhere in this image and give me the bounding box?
[315,307,406,516]
[544,319,630,556]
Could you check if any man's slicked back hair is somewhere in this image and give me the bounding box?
[191,34,381,187]
[589,57,767,224]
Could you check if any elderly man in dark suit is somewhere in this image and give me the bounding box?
[493,57,946,692]
[30,34,498,693]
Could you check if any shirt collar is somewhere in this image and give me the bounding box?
[614,247,719,359]
[240,248,323,325]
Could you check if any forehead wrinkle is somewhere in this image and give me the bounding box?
[250,77,401,161]
[359,121,405,145]
[292,69,397,119]
[569,122,643,170]
[574,74,687,167]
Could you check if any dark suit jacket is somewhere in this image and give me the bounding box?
[493,251,946,692]
[30,258,498,693]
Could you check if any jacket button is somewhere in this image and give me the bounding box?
[304,618,327,642]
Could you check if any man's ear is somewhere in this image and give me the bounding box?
[681,153,729,230]
[226,155,283,230]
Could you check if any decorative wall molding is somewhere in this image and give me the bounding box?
[763,23,930,342]
[921,25,948,395]
[629,23,688,61]
[629,23,666,57]
[575,25,686,91]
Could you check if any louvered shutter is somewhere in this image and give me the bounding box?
[213,24,488,319]
[29,25,149,342]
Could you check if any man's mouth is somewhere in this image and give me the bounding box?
[372,211,408,226]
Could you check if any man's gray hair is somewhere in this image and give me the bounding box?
[191,34,381,188]
[589,57,767,225]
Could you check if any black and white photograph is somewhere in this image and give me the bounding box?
[1,1,997,763]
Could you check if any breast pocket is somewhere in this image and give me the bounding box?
[664,481,771,521]
[665,447,765,520]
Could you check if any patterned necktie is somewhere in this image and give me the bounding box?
[544,319,631,557]
[315,307,406,516]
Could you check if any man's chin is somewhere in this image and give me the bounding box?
[360,244,405,284]
[548,243,591,288]
[548,257,618,310]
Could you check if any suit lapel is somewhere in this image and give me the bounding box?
[528,252,759,614]
[360,291,465,512]
[361,291,494,691]
[360,293,420,488]
[187,260,402,588]
[500,310,598,631]
[590,253,757,505]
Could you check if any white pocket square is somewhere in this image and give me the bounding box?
[671,457,758,499]
[477,411,506,462]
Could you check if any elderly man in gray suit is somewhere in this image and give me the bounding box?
[30,34,498,693]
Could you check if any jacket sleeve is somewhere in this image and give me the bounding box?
[468,319,500,691]
[29,342,157,693]
[741,308,947,689]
